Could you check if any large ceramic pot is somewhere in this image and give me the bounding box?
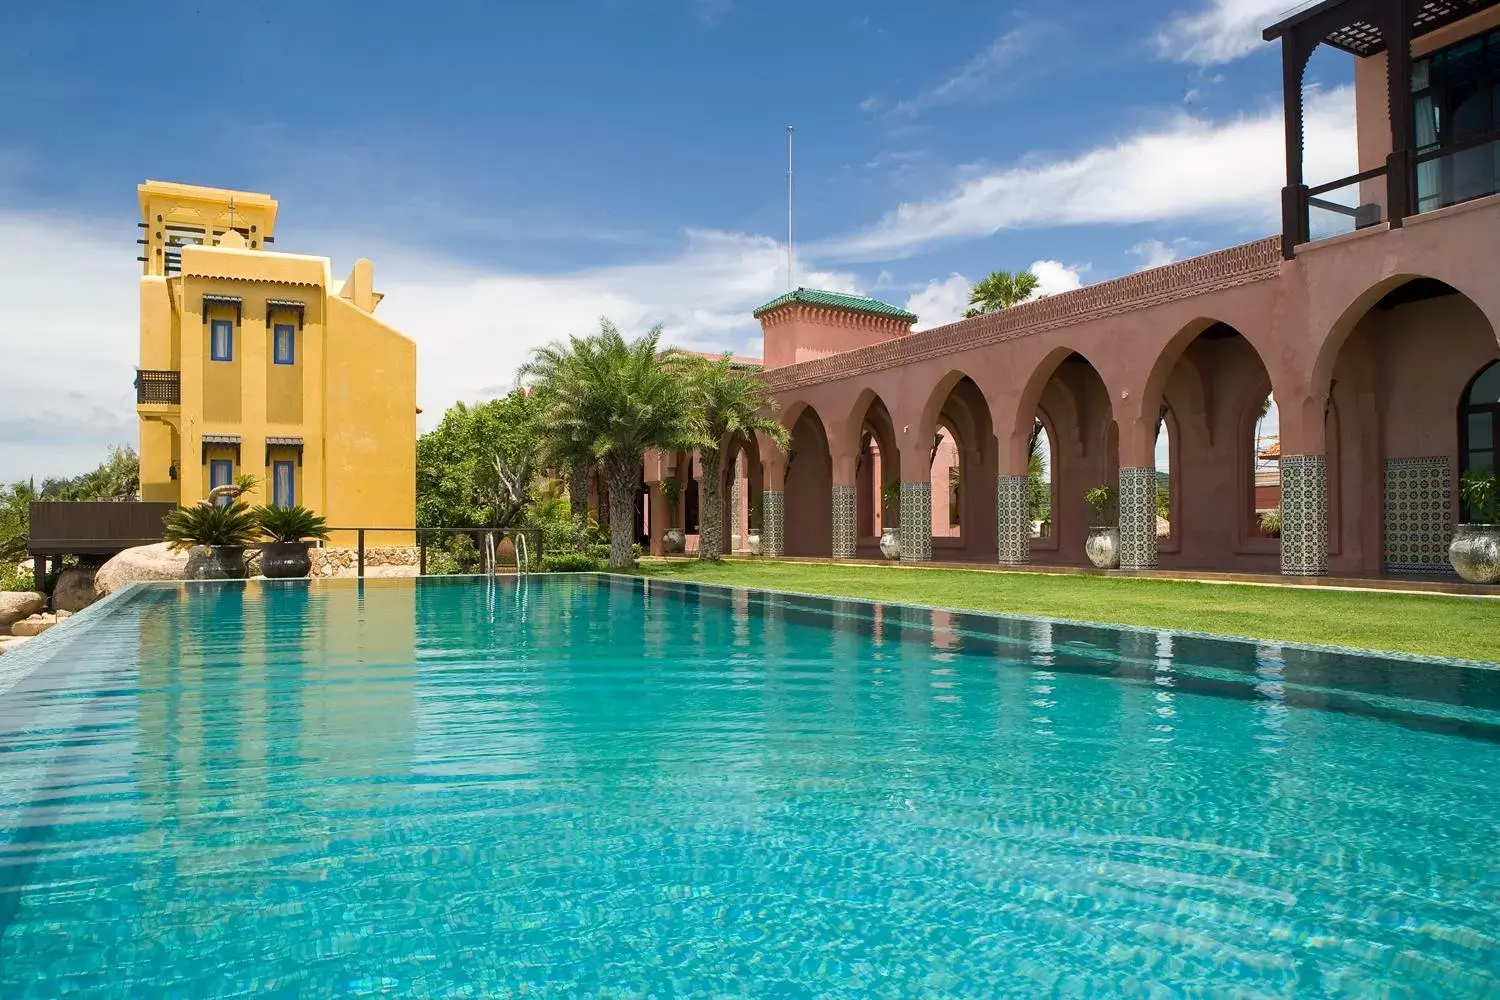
[261,541,312,579]
[879,527,902,560]
[663,528,686,554]
[187,545,249,580]
[1449,523,1500,584]
[1085,526,1121,570]
[747,532,762,556]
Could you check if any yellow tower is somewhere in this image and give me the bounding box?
[136,180,417,545]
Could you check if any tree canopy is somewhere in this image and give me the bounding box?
[965,270,1040,318]
[415,389,541,531]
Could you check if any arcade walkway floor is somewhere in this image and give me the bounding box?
[634,560,1500,663]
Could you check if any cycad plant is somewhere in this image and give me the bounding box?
[680,354,788,561]
[254,505,330,544]
[526,320,691,569]
[162,501,261,549]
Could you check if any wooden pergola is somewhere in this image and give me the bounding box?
[1264,0,1500,257]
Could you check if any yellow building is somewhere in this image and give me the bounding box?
[135,180,416,545]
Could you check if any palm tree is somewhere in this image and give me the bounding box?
[681,354,789,562]
[964,270,1040,318]
[1027,421,1050,526]
[524,349,597,551]
[526,320,691,569]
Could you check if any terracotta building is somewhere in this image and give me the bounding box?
[641,0,1500,579]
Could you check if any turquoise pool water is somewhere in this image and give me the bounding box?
[1,575,1498,997]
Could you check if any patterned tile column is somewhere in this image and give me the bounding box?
[832,484,857,559]
[1383,457,1452,574]
[1280,454,1328,577]
[729,457,743,553]
[899,482,933,562]
[1118,467,1159,571]
[996,474,1031,566]
[761,490,786,558]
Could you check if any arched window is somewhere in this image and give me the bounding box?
[1461,360,1500,477]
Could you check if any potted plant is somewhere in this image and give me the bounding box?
[879,481,902,560]
[255,505,330,578]
[162,500,261,579]
[1450,470,1500,584]
[659,477,685,554]
[746,495,763,555]
[1083,484,1120,569]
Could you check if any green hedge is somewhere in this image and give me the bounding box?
[541,553,602,573]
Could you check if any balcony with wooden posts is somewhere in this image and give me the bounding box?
[1266,0,1500,257]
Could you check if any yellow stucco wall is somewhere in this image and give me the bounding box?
[136,181,417,542]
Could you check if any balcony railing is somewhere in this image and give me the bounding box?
[1287,128,1500,252]
[135,369,181,405]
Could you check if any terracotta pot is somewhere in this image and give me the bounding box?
[261,541,312,579]
[1449,523,1500,584]
[1085,526,1121,570]
[663,528,686,554]
[879,527,902,560]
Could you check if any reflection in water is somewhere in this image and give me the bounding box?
[1,576,1499,997]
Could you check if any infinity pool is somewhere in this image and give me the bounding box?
[1,575,1498,996]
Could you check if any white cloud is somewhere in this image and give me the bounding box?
[1029,259,1087,297]
[1130,239,1184,270]
[373,231,859,423]
[889,24,1044,117]
[1156,0,1289,65]
[0,211,139,481]
[817,85,1356,261]
[904,274,973,330]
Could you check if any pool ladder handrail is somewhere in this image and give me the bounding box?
[515,532,530,576]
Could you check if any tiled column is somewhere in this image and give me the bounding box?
[761,490,786,558]
[1280,454,1328,576]
[996,474,1031,566]
[729,453,744,552]
[832,484,857,559]
[1118,467,1159,571]
[900,481,932,562]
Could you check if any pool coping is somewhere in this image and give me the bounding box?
[608,572,1500,671]
[3,573,1494,697]
[0,582,153,698]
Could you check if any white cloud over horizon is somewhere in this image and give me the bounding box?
[1155,0,1293,65]
[819,85,1356,261]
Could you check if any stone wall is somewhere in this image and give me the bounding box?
[310,546,420,579]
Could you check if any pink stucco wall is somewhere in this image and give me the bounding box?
[747,191,1500,575]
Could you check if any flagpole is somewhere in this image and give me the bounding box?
[786,124,795,293]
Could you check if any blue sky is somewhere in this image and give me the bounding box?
[0,0,1346,479]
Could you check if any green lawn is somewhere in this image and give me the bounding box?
[633,560,1500,662]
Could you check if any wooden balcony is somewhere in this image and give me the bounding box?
[135,369,181,405]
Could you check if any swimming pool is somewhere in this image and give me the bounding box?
[1,574,1497,996]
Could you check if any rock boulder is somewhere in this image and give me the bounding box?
[53,567,102,613]
[10,613,56,637]
[0,591,46,629]
[95,543,191,594]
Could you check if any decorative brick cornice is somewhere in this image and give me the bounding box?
[759,303,912,337]
[764,236,1284,391]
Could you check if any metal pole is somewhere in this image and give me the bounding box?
[786,123,795,292]
[357,529,365,578]
[419,533,427,576]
